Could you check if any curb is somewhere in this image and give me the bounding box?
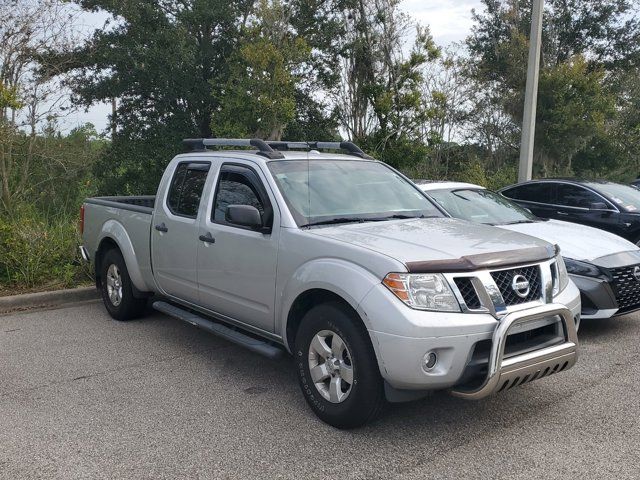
[0,286,99,314]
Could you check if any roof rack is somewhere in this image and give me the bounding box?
[183,138,373,160]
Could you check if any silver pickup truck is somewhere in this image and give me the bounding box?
[80,139,581,428]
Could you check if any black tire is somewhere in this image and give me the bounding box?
[295,301,386,429]
[100,248,147,321]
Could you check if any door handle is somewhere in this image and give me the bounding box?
[556,211,569,216]
[155,223,168,232]
[199,232,215,244]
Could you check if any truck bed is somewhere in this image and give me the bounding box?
[82,195,156,292]
[85,196,155,214]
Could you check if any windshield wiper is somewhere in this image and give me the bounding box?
[301,214,431,228]
[301,217,374,228]
[501,219,536,225]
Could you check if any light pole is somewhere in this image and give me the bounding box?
[518,0,544,182]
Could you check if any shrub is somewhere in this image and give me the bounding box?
[0,206,91,292]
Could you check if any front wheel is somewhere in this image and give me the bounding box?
[100,248,147,321]
[295,302,385,429]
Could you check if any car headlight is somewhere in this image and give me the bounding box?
[383,273,461,312]
[553,255,570,296]
[563,258,603,278]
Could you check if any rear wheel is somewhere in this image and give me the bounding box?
[295,302,385,429]
[100,249,147,321]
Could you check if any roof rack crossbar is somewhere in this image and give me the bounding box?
[310,141,373,159]
[182,138,285,159]
[264,140,373,159]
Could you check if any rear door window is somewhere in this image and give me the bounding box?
[502,183,556,204]
[167,162,211,218]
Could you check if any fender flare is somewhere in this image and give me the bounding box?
[97,219,151,293]
[278,258,381,349]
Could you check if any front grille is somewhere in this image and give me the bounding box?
[454,278,482,309]
[610,265,640,313]
[490,265,542,306]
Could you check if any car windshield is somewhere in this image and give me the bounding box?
[585,182,640,212]
[426,188,538,225]
[267,160,443,227]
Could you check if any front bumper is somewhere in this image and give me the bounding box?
[570,274,619,319]
[359,280,580,393]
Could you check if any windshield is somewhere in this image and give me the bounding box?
[585,182,640,212]
[267,160,443,227]
[427,188,538,225]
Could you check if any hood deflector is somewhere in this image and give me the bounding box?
[406,245,558,273]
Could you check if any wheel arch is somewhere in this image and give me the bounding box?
[279,259,383,352]
[94,220,150,293]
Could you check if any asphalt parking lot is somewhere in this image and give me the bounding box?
[1,301,639,479]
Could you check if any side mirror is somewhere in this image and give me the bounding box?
[226,204,264,230]
[589,202,608,211]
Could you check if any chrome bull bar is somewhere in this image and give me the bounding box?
[450,303,578,400]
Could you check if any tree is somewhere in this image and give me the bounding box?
[465,0,638,175]
[0,0,80,213]
[328,0,441,169]
[51,0,253,194]
[212,0,312,140]
[535,57,614,175]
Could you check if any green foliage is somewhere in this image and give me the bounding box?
[56,0,253,194]
[535,57,615,175]
[0,125,102,291]
[1,123,103,214]
[0,205,90,290]
[466,0,640,178]
[212,0,312,140]
[0,83,22,110]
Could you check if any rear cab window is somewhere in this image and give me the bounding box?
[167,162,211,218]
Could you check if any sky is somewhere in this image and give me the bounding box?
[62,0,484,133]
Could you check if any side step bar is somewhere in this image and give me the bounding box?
[152,301,284,359]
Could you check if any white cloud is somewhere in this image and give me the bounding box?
[403,0,483,45]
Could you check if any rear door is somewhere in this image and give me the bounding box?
[151,160,211,303]
[196,161,280,332]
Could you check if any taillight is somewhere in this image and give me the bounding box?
[79,204,85,235]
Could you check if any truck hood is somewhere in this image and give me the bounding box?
[499,219,639,262]
[310,217,554,269]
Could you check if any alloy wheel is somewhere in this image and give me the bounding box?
[105,264,123,307]
[308,330,354,403]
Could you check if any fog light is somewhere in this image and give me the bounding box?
[423,352,437,371]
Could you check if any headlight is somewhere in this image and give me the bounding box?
[383,273,461,312]
[553,255,570,296]
[563,258,603,278]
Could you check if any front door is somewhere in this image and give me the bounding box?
[197,162,279,332]
[554,183,620,232]
[151,160,211,303]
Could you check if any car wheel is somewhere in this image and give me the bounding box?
[100,248,147,321]
[295,301,385,429]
